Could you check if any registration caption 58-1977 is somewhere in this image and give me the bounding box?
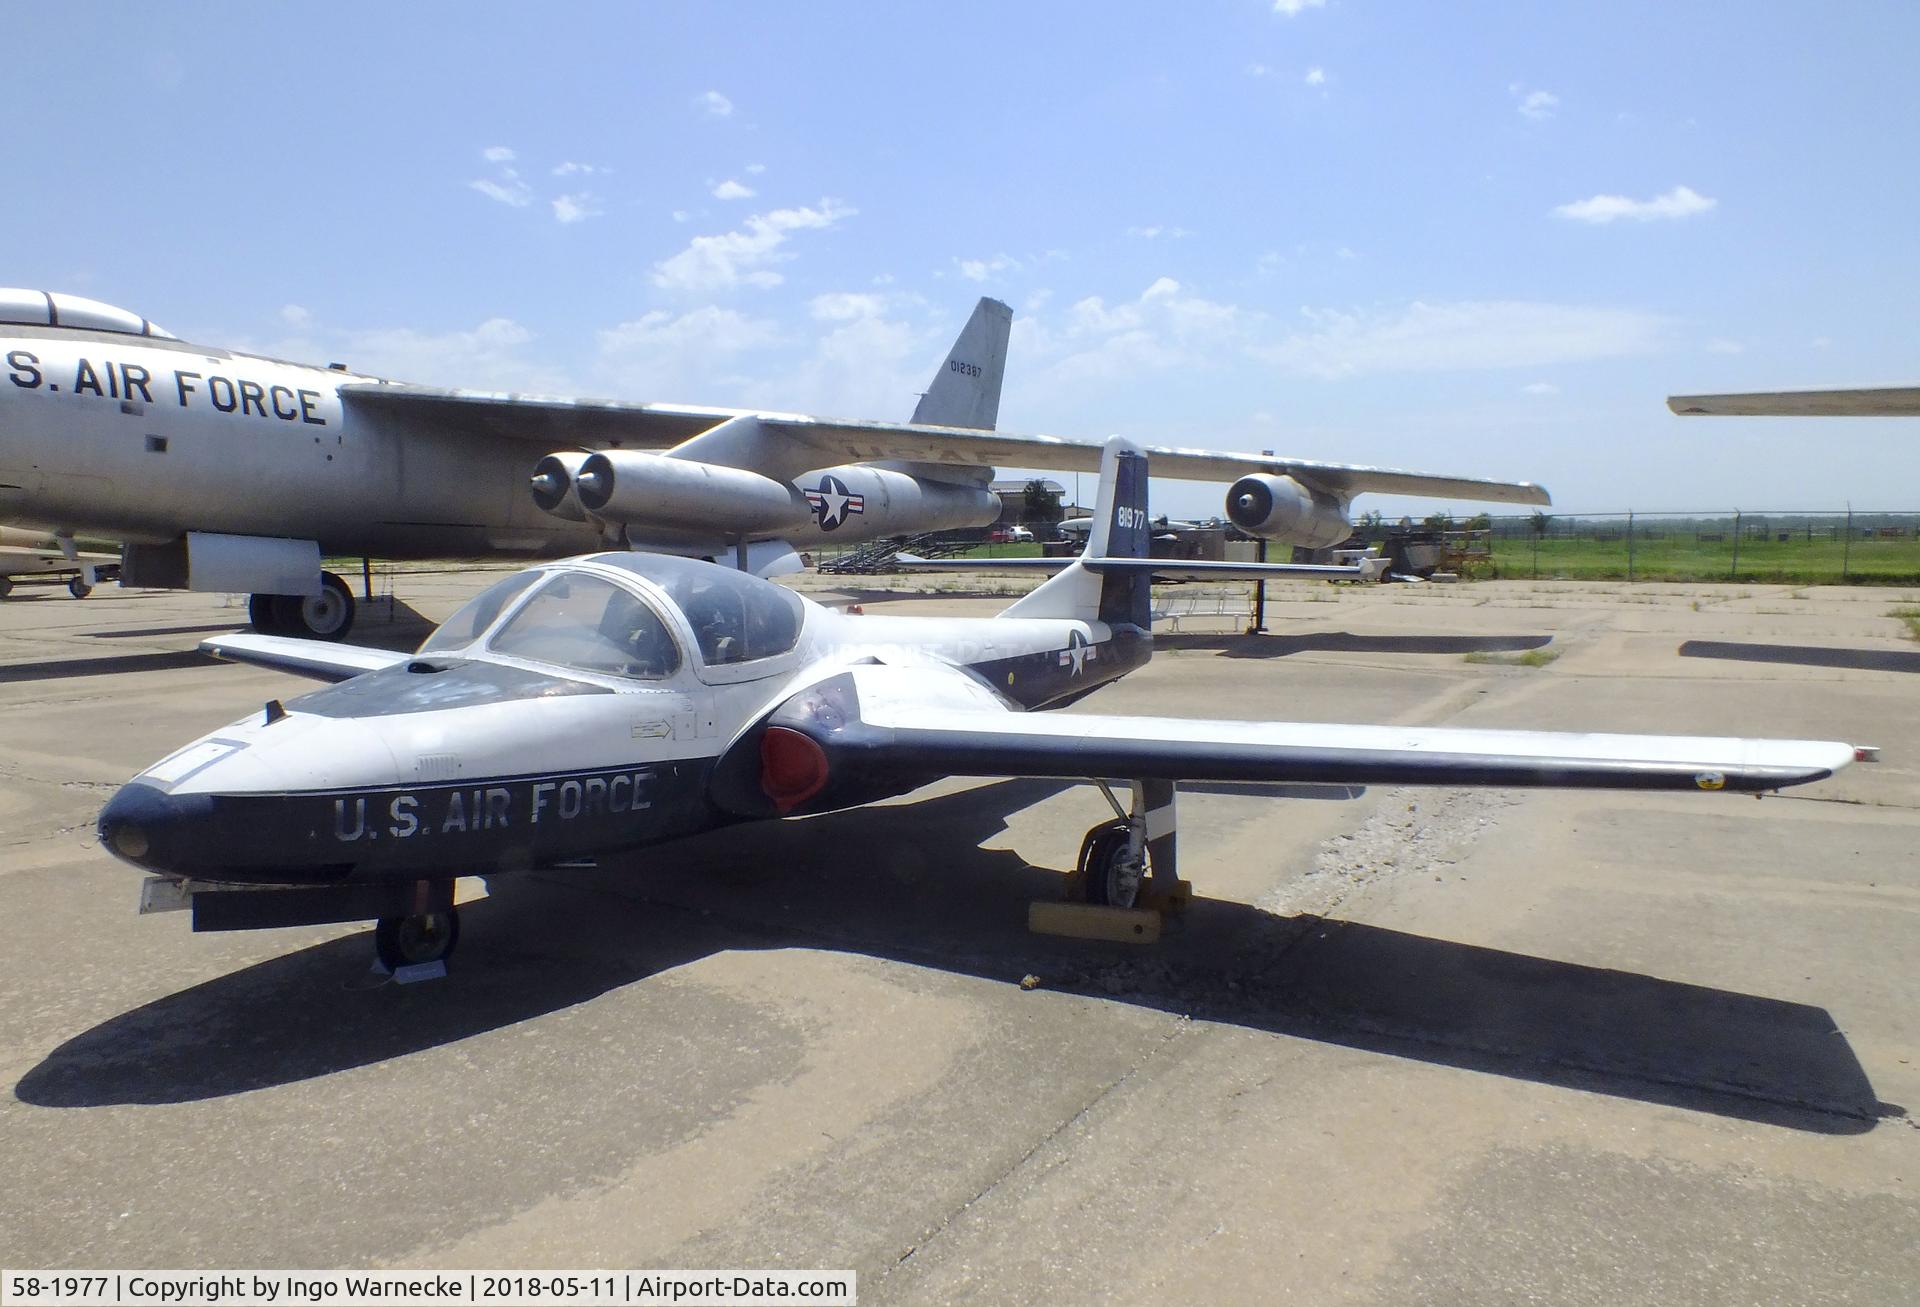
[0,1270,858,1306]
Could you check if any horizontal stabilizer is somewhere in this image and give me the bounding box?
[891,553,1386,581]
[201,633,412,683]
[1668,387,1920,417]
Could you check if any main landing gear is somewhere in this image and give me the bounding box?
[249,571,355,641]
[1034,780,1191,942]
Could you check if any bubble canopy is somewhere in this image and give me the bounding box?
[418,554,806,676]
[0,288,175,339]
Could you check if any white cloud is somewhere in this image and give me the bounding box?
[1272,0,1325,14]
[1041,278,1255,384]
[671,209,693,223]
[1127,225,1192,240]
[552,161,608,177]
[1254,300,1669,378]
[651,199,857,292]
[1705,337,1744,355]
[957,253,1019,282]
[1810,336,1832,349]
[1248,63,1270,78]
[810,292,886,322]
[598,306,780,358]
[1522,381,1560,395]
[696,90,733,117]
[551,192,604,224]
[1305,66,1327,87]
[482,146,516,163]
[745,162,766,175]
[1514,88,1559,120]
[711,178,757,200]
[469,176,532,207]
[1554,185,1717,224]
[280,304,312,328]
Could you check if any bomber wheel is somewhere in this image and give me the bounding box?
[67,577,93,599]
[1077,818,1145,909]
[0,576,13,599]
[271,573,356,641]
[248,592,284,633]
[375,908,461,972]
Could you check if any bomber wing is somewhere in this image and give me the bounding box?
[1668,387,1920,417]
[715,663,1859,817]
[890,553,1389,582]
[339,385,1549,505]
[201,633,413,683]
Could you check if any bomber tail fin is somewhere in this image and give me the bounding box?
[911,298,1012,430]
[1000,437,1151,628]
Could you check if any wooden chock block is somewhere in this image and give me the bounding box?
[1028,901,1162,944]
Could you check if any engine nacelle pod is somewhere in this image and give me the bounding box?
[1225,474,1352,550]
[529,452,594,522]
[574,451,811,535]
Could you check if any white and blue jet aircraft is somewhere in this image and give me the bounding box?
[98,439,1870,976]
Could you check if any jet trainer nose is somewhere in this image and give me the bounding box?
[97,782,216,876]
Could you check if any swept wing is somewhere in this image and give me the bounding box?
[1668,387,1920,417]
[341,386,1549,505]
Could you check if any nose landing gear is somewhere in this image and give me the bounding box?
[374,908,461,979]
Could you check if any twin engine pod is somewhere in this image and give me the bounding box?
[1225,474,1353,550]
[563,452,812,535]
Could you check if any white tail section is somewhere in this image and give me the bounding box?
[1000,436,1149,624]
[912,298,1012,431]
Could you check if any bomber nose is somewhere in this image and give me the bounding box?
[97,782,213,874]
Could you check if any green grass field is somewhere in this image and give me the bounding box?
[1485,533,1920,585]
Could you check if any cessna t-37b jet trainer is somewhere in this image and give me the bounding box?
[98,438,1868,978]
[1,289,1549,640]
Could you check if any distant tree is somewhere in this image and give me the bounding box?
[1465,511,1492,531]
[1423,510,1455,533]
[1529,509,1553,537]
[1359,508,1386,534]
[1022,479,1064,526]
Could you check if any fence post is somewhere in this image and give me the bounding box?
[1627,511,1635,582]
[1730,510,1742,580]
[1843,504,1852,581]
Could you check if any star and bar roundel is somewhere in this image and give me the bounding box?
[804,474,866,531]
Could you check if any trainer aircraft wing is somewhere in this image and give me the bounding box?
[200,633,413,683]
[1668,387,1920,417]
[339,386,1548,504]
[726,663,1859,815]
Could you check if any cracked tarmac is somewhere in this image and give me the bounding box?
[2,572,1916,1304]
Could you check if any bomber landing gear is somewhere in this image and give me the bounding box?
[374,907,460,977]
[67,576,93,599]
[248,571,355,640]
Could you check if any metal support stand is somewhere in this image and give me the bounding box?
[1249,538,1268,634]
[361,556,374,602]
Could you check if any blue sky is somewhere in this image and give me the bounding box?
[6,1,1919,516]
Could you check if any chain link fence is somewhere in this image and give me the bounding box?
[1464,511,1920,584]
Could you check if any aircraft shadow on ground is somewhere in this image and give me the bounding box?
[0,650,218,683]
[16,778,1889,1135]
[1155,632,1554,661]
[1679,639,1920,675]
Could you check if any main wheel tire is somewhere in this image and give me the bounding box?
[0,576,13,599]
[1078,818,1145,908]
[248,593,283,633]
[272,573,356,641]
[374,908,460,971]
[67,577,93,599]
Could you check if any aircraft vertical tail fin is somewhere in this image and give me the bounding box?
[1000,437,1151,628]
[911,298,1012,430]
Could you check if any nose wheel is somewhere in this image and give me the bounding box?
[1073,779,1187,913]
[374,908,460,975]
